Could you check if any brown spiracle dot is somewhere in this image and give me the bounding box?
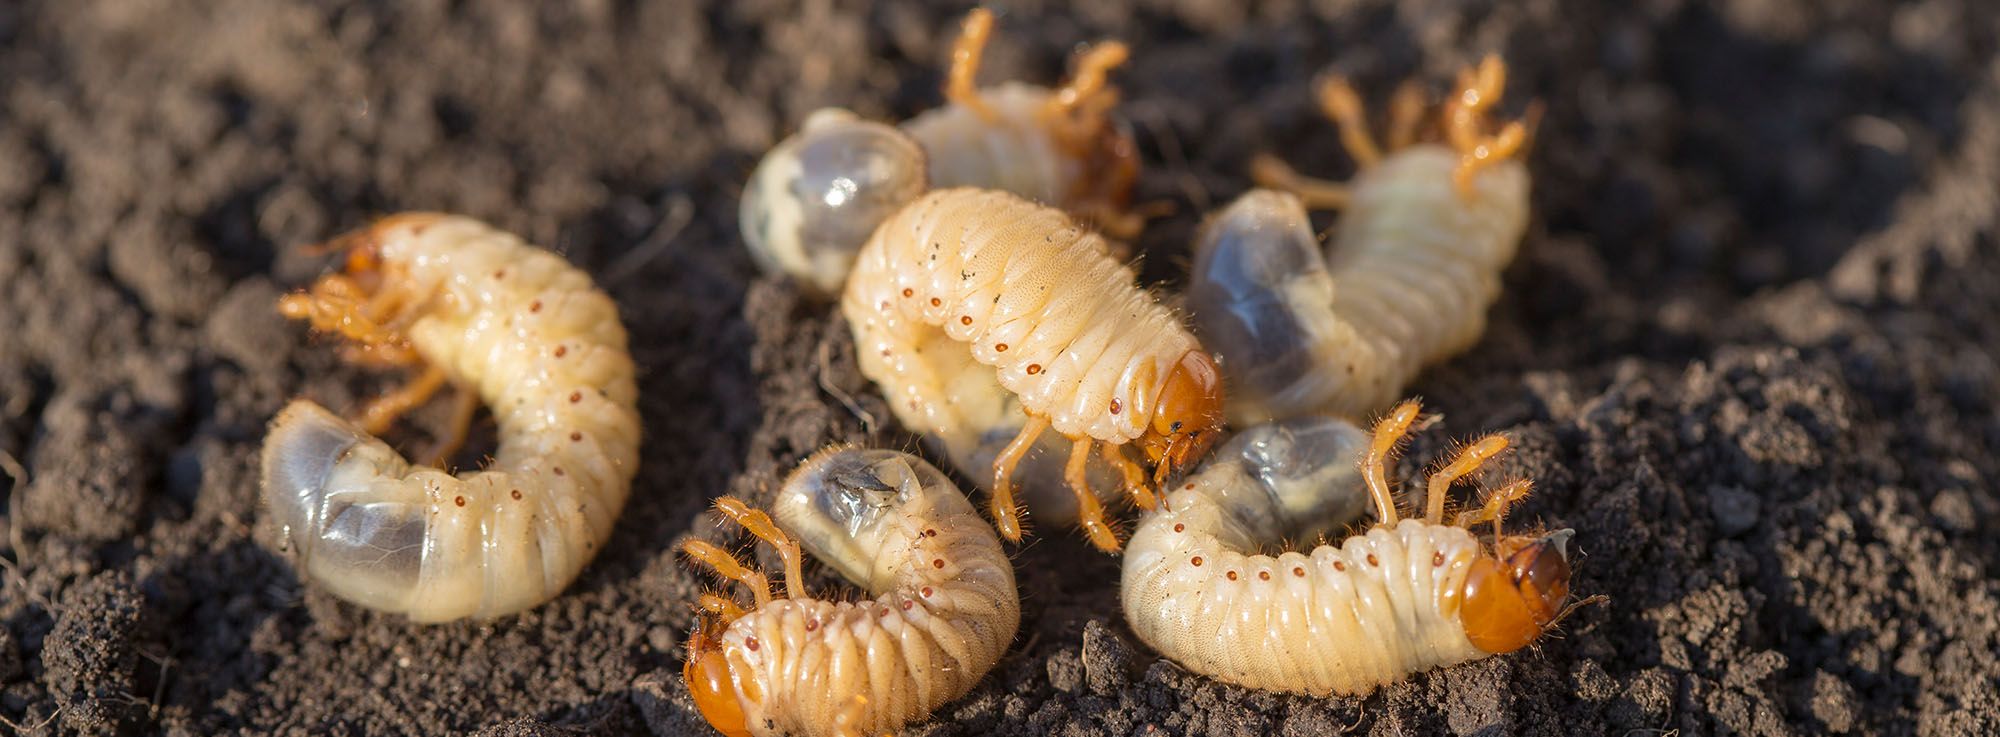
[877,608,890,618]
[924,529,938,538]
[1433,552,1445,567]
[570,431,582,442]
[932,558,945,569]
[921,586,934,598]
[1333,561,1347,572]
[493,270,505,279]
[553,467,566,476]
[1108,398,1122,414]
[901,600,914,611]
[805,619,819,632]
[902,288,914,298]
[745,637,760,651]
[1173,523,1185,533]
[1226,571,1238,581]
[1366,554,1380,567]
[1190,556,1204,567]
[554,345,568,358]
[569,391,583,403]
[453,496,466,507]
[959,315,972,326]
[929,297,942,307]
[1258,571,1271,581]
[510,489,523,500]
[1293,567,1306,577]
[529,300,542,313]
[1026,364,1042,375]
[995,343,1008,352]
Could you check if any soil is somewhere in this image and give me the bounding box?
[2,0,1997,735]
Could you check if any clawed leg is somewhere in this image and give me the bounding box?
[1067,437,1121,552]
[1316,75,1382,169]
[989,414,1050,542]
[422,387,482,468]
[1456,478,1533,549]
[1044,40,1130,151]
[278,275,403,347]
[1249,154,1351,210]
[1068,192,1151,243]
[680,539,775,608]
[1387,80,1427,151]
[1444,55,1529,195]
[1362,400,1423,526]
[357,365,450,436]
[946,8,1000,121]
[696,592,746,622]
[1101,442,1158,511]
[1423,434,1509,523]
[711,497,805,600]
[681,496,804,609]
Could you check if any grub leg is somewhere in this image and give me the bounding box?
[1249,154,1351,210]
[1067,437,1120,552]
[989,414,1050,542]
[356,365,450,436]
[1101,441,1157,511]
[680,539,775,608]
[1362,400,1423,526]
[712,497,805,600]
[1316,75,1381,169]
[946,8,1000,121]
[422,386,481,468]
[1423,435,1510,523]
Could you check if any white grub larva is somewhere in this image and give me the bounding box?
[1122,400,1581,696]
[842,188,1226,552]
[1189,57,1533,425]
[680,448,1018,737]
[740,8,1140,298]
[261,214,640,622]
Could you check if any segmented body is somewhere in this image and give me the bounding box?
[1122,405,1578,695]
[684,449,1018,737]
[846,188,1194,447]
[262,214,640,621]
[1125,503,1489,695]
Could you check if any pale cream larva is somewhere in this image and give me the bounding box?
[1188,56,1533,424]
[843,188,1227,552]
[679,448,1018,737]
[739,8,1140,299]
[1122,401,1581,696]
[261,213,640,622]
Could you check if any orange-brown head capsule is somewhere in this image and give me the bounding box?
[683,624,751,737]
[1459,530,1574,654]
[1139,350,1227,483]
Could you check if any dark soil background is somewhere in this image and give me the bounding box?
[2,0,1997,735]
